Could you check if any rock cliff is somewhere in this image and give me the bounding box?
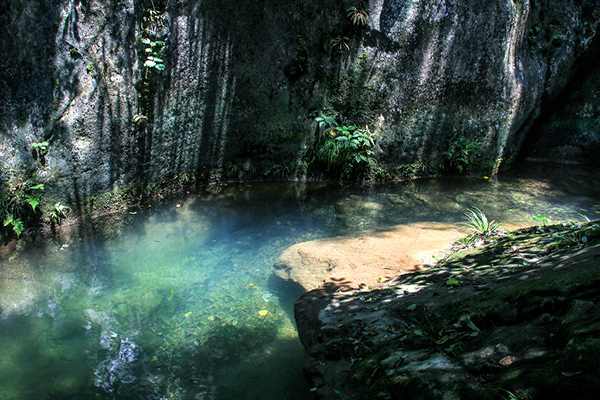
[1,0,599,211]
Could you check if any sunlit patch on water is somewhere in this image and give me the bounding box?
[1,162,599,399]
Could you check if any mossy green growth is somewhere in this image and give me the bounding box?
[370,161,441,182]
[323,55,382,128]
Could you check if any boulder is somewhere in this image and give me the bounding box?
[294,222,600,399]
[273,222,462,291]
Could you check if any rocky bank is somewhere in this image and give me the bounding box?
[293,221,600,399]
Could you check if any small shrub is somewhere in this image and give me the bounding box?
[49,202,70,226]
[444,138,482,173]
[264,162,291,179]
[330,36,350,53]
[533,215,550,226]
[141,38,166,72]
[312,115,375,178]
[32,141,50,164]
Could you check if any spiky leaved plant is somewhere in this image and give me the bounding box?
[347,7,369,26]
[462,207,501,236]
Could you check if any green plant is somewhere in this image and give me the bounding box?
[293,158,309,175]
[137,4,168,125]
[141,38,166,72]
[487,386,521,400]
[529,25,540,42]
[293,35,308,73]
[49,202,70,226]
[347,7,369,26]
[511,0,526,14]
[462,207,501,236]
[322,34,333,53]
[265,162,291,179]
[533,215,550,226]
[133,114,149,125]
[330,36,350,53]
[1,181,44,237]
[312,115,375,178]
[69,46,81,57]
[32,141,49,163]
[444,138,482,173]
[86,62,97,77]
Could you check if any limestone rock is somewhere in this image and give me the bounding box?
[274,222,462,291]
[2,0,599,207]
[294,225,600,399]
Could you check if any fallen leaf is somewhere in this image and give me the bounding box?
[499,356,516,366]
[561,371,581,377]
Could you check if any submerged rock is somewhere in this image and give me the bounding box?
[295,222,600,399]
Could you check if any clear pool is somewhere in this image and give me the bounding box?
[1,162,599,399]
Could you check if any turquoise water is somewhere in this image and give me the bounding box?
[1,162,599,400]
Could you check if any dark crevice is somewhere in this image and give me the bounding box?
[517,30,600,161]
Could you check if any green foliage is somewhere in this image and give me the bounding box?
[1,180,45,237]
[330,36,350,53]
[511,0,526,14]
[347,7,369,26]
[264,159,310,180]
[372,166,393,182]
[49,202,70,226]
[547,222,600,249]
[141,38,166,71]
[137,5,167,123]
[3,214,24,237]
[529,25,540,42]
[133,114,149,125]
[323,34,332,53]
[462,207,501,236]
[32,141,49,164]
[322,53,381,128]
[533,215,550,226]
[311,115,375,178]
[443,138,482,173]
[69,46,81,58]
[293,35,308,73]
[86,62,97,76]
[265,161,291,179]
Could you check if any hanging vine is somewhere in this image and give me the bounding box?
[135,2,167,125]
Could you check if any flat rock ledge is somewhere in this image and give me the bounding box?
[294,223,600,400]
[273,222,462,292]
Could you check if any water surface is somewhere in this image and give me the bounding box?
[1,162,599,400]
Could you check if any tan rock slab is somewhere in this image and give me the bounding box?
[274,222,463,291]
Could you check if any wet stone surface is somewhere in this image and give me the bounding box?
[295,222,600,400]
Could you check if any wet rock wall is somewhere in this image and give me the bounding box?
[0,0,599,211]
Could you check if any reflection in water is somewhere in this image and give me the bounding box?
[1,162,599,399]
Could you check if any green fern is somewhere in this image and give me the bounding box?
[4,214,24,237]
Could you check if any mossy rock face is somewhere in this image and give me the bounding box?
[295,221,600,399]
[2,0,600,209]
